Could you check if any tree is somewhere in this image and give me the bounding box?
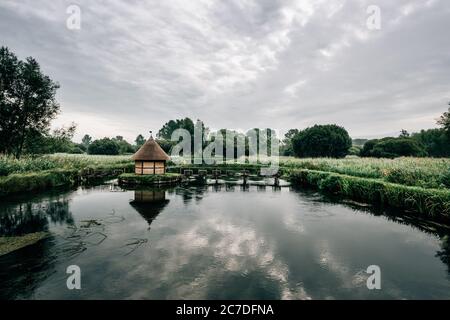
[135,134,145,148]
[348,146,362,156]
[0,47,60,158]
[112,136,134,154]
[361,139,381,157]
[87,138,120,155]
[281,129,299,156]
[156,139,175,154]
[412,129,450,157]
[45,123,77,153]
[82,134,92,148]
[399,129,410,138]
[371,138,427,158]
[157,118,195,140]
[437,104,450,137]
[361,137,427,158]
[20,122,80,154]
[292,124,352,158]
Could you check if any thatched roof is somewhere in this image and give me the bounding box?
[130,199,169,225]
[132,137,170,161]
[129,190,169,226]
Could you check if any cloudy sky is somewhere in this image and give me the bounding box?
[1,0,449,142]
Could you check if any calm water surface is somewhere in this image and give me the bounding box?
[1,181,450,299]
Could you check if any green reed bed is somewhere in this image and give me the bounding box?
[0,154,134,196]
[0,169,79,197]
[289,169,450,219]
[280,157,450,189]
[0,154,133,176]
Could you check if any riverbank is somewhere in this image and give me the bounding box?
[0,154,134,197]
[0,169,79,197]
[0,232,49,257]
[288,169,450,219]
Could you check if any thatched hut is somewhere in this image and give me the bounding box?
[132,135,170,175]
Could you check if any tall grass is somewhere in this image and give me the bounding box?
[280,157,450,189]
[0,169,79,196]
[0,154,133,176]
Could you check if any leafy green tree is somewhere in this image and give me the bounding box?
[112,136,134,154]
[156,139,175,154]
[437,104,450,137]
[360,139,380,157]
[82,134,92,148]
[281,129,299,156]
[0,47,60,158]
[48,123,77,152]
[292,124,352,158]
[215,129,248,159]
[371,138,427,158]
[157,118,195,140]
[412,128,450,157]
[348,146,362,156]
[399,129,410,138]
[22,123,77,154]
[135,134,145,148]
[87,138,120,155]
[362,137,427,158]
[157,118,209,159]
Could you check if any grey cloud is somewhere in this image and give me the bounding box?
[0,0,449,141]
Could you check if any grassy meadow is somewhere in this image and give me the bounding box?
[0,154,133,176]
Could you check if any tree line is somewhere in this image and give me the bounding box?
[1,46,449,159]
[279,109,450,159]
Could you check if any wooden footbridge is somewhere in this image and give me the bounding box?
[171,167,289,187]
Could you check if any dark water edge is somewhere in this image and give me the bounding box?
[1,181,450,300]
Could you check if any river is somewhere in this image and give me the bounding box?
[1,180,449,299]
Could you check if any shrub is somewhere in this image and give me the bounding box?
[88,138,120,155]
[362,138,427,158]
[348,146,361,156]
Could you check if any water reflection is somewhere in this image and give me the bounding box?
[174,185,207,204]
[292,188,450,278]
[0,237,57,300]
[0,196,74,236]
[129,189,170,228]
[0,195,75,299]
[0,183,450,299]
[436,236,450,274]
